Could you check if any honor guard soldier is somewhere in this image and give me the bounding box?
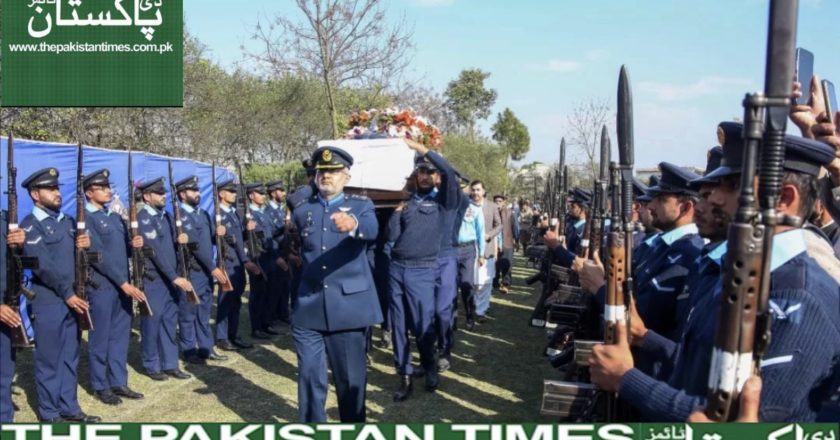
[265,180,291,326]
[214,179,255,351]
[82,169,147,405]
[136,178,194,381]
[291,146,381,422]
[546,187,591,269]
[174,176,229,363]
[633,175,662,264]
[20,167,100,422]
[590,124,840,422]
[631,162,704,346]
[1,210,27,422]
[388,142,461,401]
[285,159,317,305]
[244,182,282,339]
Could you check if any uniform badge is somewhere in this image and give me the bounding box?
[104,170,109,177]
[306,211,314,227]
[339,206,351,213]
[49,168,57,176]
[144,230,158,240]
[27,236,42,245]
[322,149,333,162]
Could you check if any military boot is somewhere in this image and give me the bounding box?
[393,375,413,402]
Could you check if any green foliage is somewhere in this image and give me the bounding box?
[242,162,307,188]
[491,108,530,162]
[444,69,498,135]
[442,133,509,195]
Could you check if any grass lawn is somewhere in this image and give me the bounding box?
[10,254,558,422]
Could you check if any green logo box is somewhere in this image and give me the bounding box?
[1,0,183,107]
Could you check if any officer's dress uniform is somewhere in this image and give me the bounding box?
[177,178,217,359]
[245,186,278,336]
[214,182,249,346]
[1,210,17,422]
[136,180,182,376]
[292,147,382,422]
[619,124,840,421]
[83,172,136,395]
[19,168,86,421]
[265,185,290,325]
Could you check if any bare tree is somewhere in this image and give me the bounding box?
[247,0,414,138]
[566,98,611,181]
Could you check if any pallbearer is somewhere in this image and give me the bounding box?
[82,169,147,405]
[136,178,194,381]
[20,167,100,422]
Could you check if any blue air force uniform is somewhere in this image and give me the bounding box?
[136,179,182,375]
[265,180,291,325]
[1,210,17,422]
[552,187,592,267]
[19,168,85,421]
[618,123,840,421]
[82,170,135,395]
[175,176,217,359]
[388,152,460,378]
[291,146,382,423]
[244,183,278,336]
[214,180,250,345]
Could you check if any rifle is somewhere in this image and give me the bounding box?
[590,126,611,260]
[168,160,200,305]
[4,134,39,348]
[705,0,798,421]
[128,148,154,317]
[559,165,568,233]
[74,144,101,331]
[237,163,265,276]
[212,162,234,292]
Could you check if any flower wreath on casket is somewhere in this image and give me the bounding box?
[345,107,443,149]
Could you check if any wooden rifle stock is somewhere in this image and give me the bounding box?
[74,144,100,331]
[128,148,153,317]
[168,161,200,305]
[212,162,234,292]
[5,133,39,348]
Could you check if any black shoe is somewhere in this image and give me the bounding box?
[111,387,144,400]
[377,331,392,349]
[466,318,476,331]
[251,330,271,340]
[425,369,440,392]
[145,371,169,381]
[205,351,228,361]
[393,375,413,402]
[217,340,238,351]
[437,357,451,373]
[263,326,281,336]
[410,367,426,378]
[163,369,191,380]
[40,417,64,423]
[94,390,122,406]
[476,315,488,324]
[232,338,254,349]
[61,412,102,423]
[185,355,207,365]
